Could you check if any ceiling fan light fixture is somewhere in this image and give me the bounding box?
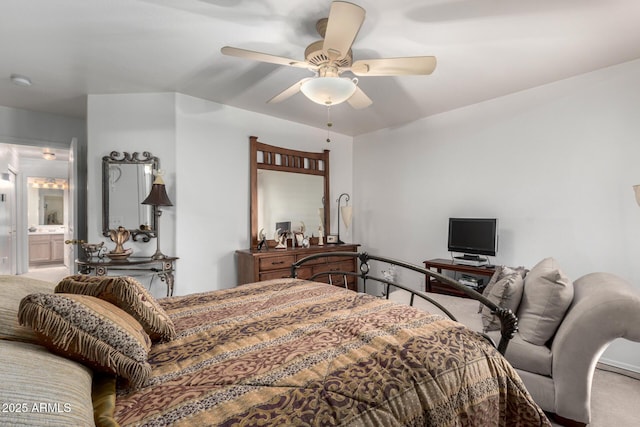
[300,77,357,106]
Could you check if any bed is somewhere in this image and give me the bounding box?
[1,253,550,426]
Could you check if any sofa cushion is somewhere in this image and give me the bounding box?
[56,275,176,342]
[479,265,527,312]
[486,330,552,376]
[18,293,152,388]
[480,267,525,332]
[517,257,574,346]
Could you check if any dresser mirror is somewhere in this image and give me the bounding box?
[250,136,330,247]
[102,151,159,241]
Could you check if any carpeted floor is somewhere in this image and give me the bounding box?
[389,289,640,427]
[21,265,70,283]
[575,367,640,427]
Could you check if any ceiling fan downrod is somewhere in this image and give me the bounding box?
[326,106,333,143]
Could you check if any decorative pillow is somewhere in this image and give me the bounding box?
[18,293,152,388]
[0,275,56,343]
[56,275,176,342]
[479,265,527,313]
[517,257,574,346]
[480,270,525,332]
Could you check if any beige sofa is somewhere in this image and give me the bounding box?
[491,270,640,426]
[393,258,640,427]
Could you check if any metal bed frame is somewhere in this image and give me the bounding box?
[292,251,518,355]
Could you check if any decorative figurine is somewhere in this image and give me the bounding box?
[274,228,287,249]
[257,228,267,251]
[107,226,132,260]
[301,237,311,248]
[109,226,130,253]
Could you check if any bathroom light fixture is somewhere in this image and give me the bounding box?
[27,177,67,189]
[300,77,358,106]
[10,74,32,87]
[42,149,56,160]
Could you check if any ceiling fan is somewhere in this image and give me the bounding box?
[221,1,437,109]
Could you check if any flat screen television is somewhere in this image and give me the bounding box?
[447,218,498,257]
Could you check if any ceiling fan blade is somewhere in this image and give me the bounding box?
[351,56,437,76]
[322,1,365,60]
[347,86,372,109]
[221,46,310,68]
[267,78,313,104]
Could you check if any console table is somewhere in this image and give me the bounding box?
[75,256,178,297]
[236,244,360,291]
[423,258,496,298]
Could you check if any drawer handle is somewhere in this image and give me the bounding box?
[271,261,285,265]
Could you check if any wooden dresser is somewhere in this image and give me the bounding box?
[236,244,360,291]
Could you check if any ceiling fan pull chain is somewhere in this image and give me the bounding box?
[326,106,333,143]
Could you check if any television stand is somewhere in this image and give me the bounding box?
[453,254,489,267]
[423,258,496,298]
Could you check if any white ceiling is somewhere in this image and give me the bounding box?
[2,0,640,136]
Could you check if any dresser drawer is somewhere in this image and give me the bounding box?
[326,254,354,264]
[259,255,296,271]
[293,266,313,280]
[260,266,312,281]
[313,260,355,274]
[236,244,360,286]
[259,269,291,281]
[295,253,326,266]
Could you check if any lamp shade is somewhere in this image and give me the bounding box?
[634,184,640,207]
[341,205,352,229]
[142,175,173,206]
[300,77,357,106]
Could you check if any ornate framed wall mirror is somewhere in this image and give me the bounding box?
[250,136,330,248]
[102,151,159,241]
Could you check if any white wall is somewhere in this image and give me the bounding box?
[353,59,640,372]
[87,93,177,261]
[87,93,353,297]
[0,106,86,147]
[175,94,353,294]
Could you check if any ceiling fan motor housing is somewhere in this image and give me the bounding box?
[305,40,352,68]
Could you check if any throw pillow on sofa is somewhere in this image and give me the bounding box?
[517,257,574,346]
[480,266,526,332]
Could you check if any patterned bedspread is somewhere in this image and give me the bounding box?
[115,279,550,426]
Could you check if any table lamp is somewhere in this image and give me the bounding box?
[142,172,173,260]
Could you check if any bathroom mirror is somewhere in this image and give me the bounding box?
[250,136,330,247]
[27,177,66,226]
[102,151,158,241]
